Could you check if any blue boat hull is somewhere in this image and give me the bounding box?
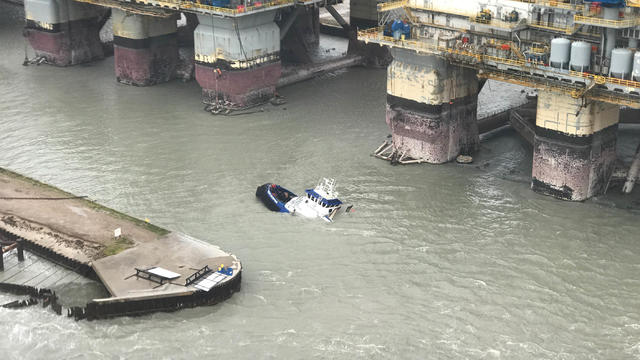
[255,183,297,213]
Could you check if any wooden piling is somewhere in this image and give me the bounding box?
[17,240,24,262]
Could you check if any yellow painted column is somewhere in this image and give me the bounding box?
[531,90,620,200]
[385,48,479,163]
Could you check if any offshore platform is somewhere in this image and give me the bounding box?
[16,0,640,201]
[360,0,640,201]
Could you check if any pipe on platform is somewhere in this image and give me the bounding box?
[278,55,363,87]
[622,143,640,194]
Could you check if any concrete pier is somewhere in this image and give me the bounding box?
[194,12,281,108]
[385,49,479,163]
[531,91,620,201]
[112,10,178,86]
[0,168,241,319]
[24,0,105,66]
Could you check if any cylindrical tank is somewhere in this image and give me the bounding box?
[550,38,571,69]
[632,51,640,81]
[570,41,591,72]
[610,48,633,79]
[603,7,619,20]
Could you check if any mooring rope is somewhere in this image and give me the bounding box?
[0,196,87,200]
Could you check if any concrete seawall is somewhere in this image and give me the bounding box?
[0,168,242,320]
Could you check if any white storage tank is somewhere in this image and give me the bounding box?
[610,48,633,79]
[550,38,571,69]
[633,51,640,81]
[570,41,591,72]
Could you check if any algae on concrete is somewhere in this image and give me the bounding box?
[0,167,169,236]
[99,236,135,257]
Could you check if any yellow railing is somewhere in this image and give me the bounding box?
[507,0,579,9]
[135,0,295,15]
[359,28,640,91]
[574,14,640,28]
[537,0,580,10]
[469,17,523,29]
[378,0,408,12]
[570,70,640,88]
[411,3,475,17]
[528,20,578,34]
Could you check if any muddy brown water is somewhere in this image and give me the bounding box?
[1,5,640,359]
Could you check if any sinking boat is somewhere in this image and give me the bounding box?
[255,178,345,222]
[255,183,297,212]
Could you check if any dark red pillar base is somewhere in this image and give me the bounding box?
[24,19,104,66]
[531,125,618,201]
[114,34,178,86]
[386,94,479,164]
[195,62,282,108]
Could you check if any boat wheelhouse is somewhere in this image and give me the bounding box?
[256,178,344,222]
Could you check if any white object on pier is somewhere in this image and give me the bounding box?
[194,272,228,291]
[147,267,181,280]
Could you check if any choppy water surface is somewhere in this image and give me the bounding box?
[1,5,640,359]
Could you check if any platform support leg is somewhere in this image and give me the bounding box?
[194,12,281,108]
[112,9,179,86]
[385,49,479,163]
[531,90,620,201]
[24,0,105,66]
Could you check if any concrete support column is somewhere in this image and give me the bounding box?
[24,0,105,66]
[531,90,620,201]
[194,12,281,108]
[385,49,479,163]
[281,5,320,63]
[176,13,199,82]
[112,10,178,86]
[348,0,391,67]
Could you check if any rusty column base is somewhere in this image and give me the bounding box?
[531,125,618,201]
[385,94,479,164]
[114,35,178,86]
[24,18,104,66]
[195,62,282,108]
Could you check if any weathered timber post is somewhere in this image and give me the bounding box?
[17,240,24,262]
